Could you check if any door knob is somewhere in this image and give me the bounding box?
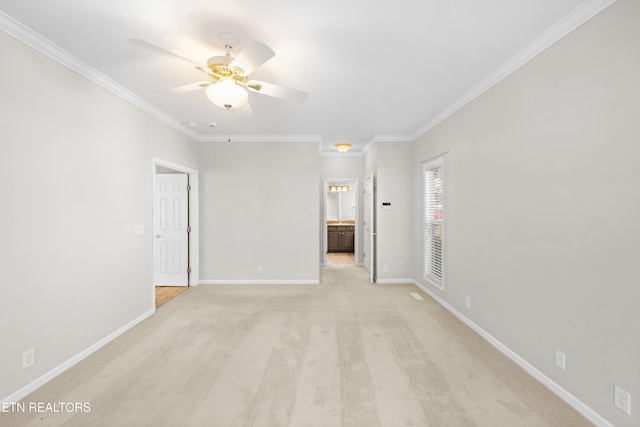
[155,234,163,238]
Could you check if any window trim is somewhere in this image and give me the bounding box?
[423,157,445,290]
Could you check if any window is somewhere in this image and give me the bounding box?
[423,158,444,289]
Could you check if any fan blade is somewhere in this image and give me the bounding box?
[130,39,210,74]
[229,40,275,75]
[247,80,308,103]
[161,81,212,94]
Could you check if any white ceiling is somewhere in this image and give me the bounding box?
[0,0,609,154]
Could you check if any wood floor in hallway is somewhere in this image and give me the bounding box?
[155,286,189,308]
[326,252,355,265]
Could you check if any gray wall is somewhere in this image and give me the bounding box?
[2,2,638,425]
[199,142,320,282]
[0,30,199,400]
[375,142,414,281]
[412,1,639,425]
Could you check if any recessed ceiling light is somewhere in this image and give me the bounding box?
[335,143,351,153]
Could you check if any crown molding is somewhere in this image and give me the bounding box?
[200,134,322,143]
[0,11,201,142]
[359,134,414,155]
[373,135,414,143]
[411,0,617,141]
[0,13,331,147]
[1,0,616,149]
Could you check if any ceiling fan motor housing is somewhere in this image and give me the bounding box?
[206,54,247,84]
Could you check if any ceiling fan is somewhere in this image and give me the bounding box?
[130,32,308,112]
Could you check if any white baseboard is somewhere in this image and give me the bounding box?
[1,277,613,427]
[1,308,155,405]
[411,280,614,427]
[375,278,415,284]
[200,279,319,285]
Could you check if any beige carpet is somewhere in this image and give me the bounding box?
[3,266,592,426]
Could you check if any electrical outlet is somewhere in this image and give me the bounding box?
[257,265,263,274]
[614,385,631,415]
[383,264,389,273]
[465,296,471,308]
[555,350,566,370]
[22,348,35,369]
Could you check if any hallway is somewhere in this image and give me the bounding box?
[325,252,355,266]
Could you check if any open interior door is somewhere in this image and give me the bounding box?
[363,173,376,283]
[153,173,189,286]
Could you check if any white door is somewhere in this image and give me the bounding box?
[363,173,375,283]
[154,174,189,286]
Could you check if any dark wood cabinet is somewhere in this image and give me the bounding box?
[328,228,341,252]
[328,225,355,253]
[342,229,354,252]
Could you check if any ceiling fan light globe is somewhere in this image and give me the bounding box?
[206,80,248,110]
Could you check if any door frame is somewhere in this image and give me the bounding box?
[363,173,375,283]
[323,178,359,265]
[152,158,199,299]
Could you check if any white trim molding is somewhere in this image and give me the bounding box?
[0,0,616,151]
[0,11,197,142]
[411,0,617,140]
[200,279,319,285]
[411,280,615,427]
[376,278,416,285]
[202,135,322,143]
[1,309,154,405]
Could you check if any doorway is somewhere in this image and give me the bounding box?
[152,158,199,308]
[154,172,189,286]
[324,179,358,266]
[363,173,375,283]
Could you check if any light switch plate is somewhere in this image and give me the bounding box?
[555,350,566,370]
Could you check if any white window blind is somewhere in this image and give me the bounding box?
[423,158,444,289]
